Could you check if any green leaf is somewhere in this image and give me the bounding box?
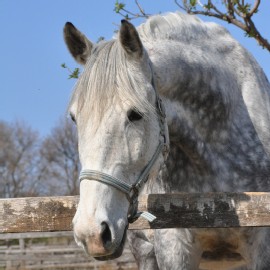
[237,3,251,14]
[204,4,212,10]
[114,1,125,13]
[68,68,80,79]
[245,28,256,38]
[189,0,197,7]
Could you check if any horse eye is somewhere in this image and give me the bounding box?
[70,113,76,124]
[127,109,143,122]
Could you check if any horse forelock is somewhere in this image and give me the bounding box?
[68,39,156,127]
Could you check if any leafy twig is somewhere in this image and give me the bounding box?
[116,0,270,52]
[61,63,80,79]
[114,0,150,20]
[183,0,270,52]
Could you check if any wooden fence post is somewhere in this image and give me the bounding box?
[19,235,26,269]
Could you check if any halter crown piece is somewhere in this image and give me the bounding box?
[79,66,169,223]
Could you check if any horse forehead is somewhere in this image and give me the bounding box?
[78,102,126,127]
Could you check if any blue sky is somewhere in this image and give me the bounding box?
[1,1,269,136]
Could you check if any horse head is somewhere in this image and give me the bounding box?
[64,20,169,259]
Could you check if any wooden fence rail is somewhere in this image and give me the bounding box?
[1,192,270,233]
[0,231,137,270]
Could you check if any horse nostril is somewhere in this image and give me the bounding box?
[101,222,112,248]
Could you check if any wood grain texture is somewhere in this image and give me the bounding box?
[0,196,78,233]
[1,192,270,233]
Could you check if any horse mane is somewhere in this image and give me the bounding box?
[138,12,230,43]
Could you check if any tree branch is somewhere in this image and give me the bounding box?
[185,0,270,52]
[249,0,260,17]
[114,1,270,52]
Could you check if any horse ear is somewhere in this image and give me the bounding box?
[63,22,93,65]
[119,20,143,58]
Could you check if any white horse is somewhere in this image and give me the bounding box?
[64,12,270,270]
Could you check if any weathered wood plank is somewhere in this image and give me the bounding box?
[1,192,270,233]
[135,192,270,229]
[0,196,78,233]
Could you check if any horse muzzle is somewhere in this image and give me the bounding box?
[73,219,127,259]
[94,227,127,260]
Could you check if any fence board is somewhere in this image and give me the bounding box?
[0,231,73,240]
[1,192,270,233]
[0,231,137,270]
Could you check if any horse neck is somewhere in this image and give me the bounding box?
[148,38,270,150]
[237,53,270,156]
[144,40,270,193]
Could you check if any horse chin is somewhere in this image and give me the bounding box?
[94,227,127,261]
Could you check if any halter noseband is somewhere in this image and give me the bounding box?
[79,68,169,223]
